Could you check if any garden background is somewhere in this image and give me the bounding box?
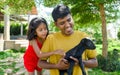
[0,0,120,75]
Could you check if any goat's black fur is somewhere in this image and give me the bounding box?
[59,38,96,75]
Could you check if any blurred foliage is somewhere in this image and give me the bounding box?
[48,21,60,33]
[0,23,4,33]
[10,23,28,35]
[0,0,35,14]
[0,22,27,35]
[43,0,120,26]
[97,49,120,72]
[88,69,120,75]
[96,39,120,54]
[117,29,120,39]
[0,49,23,59]
[44,0,60,7]
[0,49,25,74]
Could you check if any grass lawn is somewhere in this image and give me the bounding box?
[96,39,120,54]
[88,69,120,75]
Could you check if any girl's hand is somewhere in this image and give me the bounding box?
[53,50,65,56]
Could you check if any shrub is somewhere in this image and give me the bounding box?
[0,23,27,35]
[10,23,27,35]
[97,49,120,72]
[93,30,102,44]
[0,24,4,33]
[117,30,120,40]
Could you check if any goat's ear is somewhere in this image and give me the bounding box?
[80,38,86,44]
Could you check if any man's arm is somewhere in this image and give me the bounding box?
[37,60,57,69]
[70,56,98,68]
[37,58,69,70]
[83,58,98,68]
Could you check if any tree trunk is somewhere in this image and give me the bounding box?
[3,5,10,40]
[99,3,108,58]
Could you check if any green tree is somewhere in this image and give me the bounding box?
[0,0,35,40]
[42,0,120,57]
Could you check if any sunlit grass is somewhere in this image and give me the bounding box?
[96,39,120,54]
[88,69,120,75]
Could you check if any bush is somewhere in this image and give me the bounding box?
[0,23,27,35]
[93,30,102,44]
[97,49,120,72]
[10,23,27,35]
[0,24,4,33]
[117,30,120,40]
[0,49,24,74]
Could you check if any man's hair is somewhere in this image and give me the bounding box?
[52,4,71,22]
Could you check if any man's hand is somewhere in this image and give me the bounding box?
[55,58,69,70]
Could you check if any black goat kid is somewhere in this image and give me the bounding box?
[59,38,96,75]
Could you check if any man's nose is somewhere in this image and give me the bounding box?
[65,22,71,27]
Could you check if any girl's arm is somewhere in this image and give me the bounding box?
[30,39,65,58]
[39,49,65,58]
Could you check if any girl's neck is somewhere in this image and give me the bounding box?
[36,37,45,44]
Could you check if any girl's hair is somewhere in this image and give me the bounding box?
[27,17,49,40]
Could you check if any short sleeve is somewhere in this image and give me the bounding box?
[85,49,97,59]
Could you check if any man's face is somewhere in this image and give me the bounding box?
[55,14,74,36]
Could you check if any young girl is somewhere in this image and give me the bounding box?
[23,17,64,75]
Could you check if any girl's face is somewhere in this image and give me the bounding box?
[35,23,48,40]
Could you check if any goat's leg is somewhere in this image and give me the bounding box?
[78,58,86,75]
[67,60,75,75]
[59,70,67,75]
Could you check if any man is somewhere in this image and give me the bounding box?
[38,4,98,75]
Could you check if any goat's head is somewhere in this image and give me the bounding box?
[80,38,96,49]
